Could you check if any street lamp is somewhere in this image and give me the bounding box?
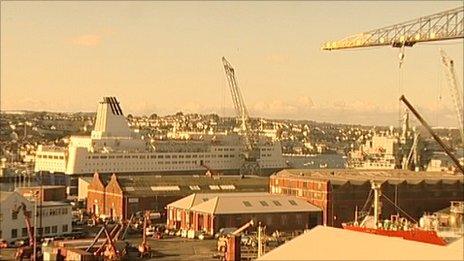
[32,190,39,261]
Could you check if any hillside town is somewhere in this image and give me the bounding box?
[1,1,463,261]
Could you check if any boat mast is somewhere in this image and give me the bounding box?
[371,181,382,228]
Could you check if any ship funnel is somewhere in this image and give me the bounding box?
[92,97,132,138]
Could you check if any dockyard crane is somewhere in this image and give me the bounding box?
[402,131,420,170]
[217,219,254,260]
[13,202,36,260]
[439,49,464,143]
[222,57,260,175]
[322,6,463,51]
[400,95,464,174]
[320,5,464,172]
[138,211,152,258]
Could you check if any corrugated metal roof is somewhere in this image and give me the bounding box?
[167,192,268,210]
[190,193,321,215]
[106,175,268,197]
[276,169,463,185]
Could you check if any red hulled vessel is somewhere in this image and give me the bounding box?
[342,181,447,245]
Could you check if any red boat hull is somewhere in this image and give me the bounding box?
[342,224,447,245]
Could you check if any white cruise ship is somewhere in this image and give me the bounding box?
[34,97,286,177]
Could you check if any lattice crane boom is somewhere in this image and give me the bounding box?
[222,57,250,133]
[222,57,254,151]
[322,6,463,50]
[439,49,464,143]
[222,57,261,175]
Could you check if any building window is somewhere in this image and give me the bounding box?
[0,230,2,238]
[52,226,57,234]
[45,227,50,234]
[243,201,252,207]
[288,200,298,206]
[12,211,18,220]
[62,225,68,233]
[22,228,28,237]
[37,228,43,236]
[11,229,17,238]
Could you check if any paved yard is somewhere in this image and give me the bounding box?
[0,236,218,261]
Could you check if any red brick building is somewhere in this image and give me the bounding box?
[167,192,322,235]
[87,173,106,217]
[270,169,464,227]
[86,173,269,220]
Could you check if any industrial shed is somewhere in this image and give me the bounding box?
[270,169,464,227]
[258,226,463,260]
[167,192,322,235]
[86,172,269,220]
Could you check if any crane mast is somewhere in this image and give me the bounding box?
[400,95,464,174]
[13,203,34,247]
[222,57,251,136]
[439,49,464,143]
[222,57,260,175]
[322,6,463,50]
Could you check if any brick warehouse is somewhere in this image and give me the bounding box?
[167,192,322,235]
[86,172,269,220]
[270,169,464,227]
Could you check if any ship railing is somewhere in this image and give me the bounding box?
[437,225,464,236]
[450,201,464,214]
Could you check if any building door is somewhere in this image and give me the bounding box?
[198,215,204,230]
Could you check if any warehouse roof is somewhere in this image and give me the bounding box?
[274,169,463,185]
[258,226,463,260]
[189,193,321,215]
[167,192,267,210]
[107,174,268,197]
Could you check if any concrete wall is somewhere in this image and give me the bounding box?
[77,178,90,201]
[0,192,72,242]
[0,192,34,242]
[16,186,66,202]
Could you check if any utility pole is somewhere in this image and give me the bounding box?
[257,222,263,258]
[33,190,38,261]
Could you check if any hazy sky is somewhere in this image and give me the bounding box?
[1,1,463,127]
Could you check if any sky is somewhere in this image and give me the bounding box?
[1,1,463,127]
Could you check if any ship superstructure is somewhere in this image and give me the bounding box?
[348,111,423,170]
[34,97,286,176]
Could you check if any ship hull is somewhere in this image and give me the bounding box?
[342,224,447,245]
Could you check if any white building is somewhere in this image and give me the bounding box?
[0,191,72,242]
